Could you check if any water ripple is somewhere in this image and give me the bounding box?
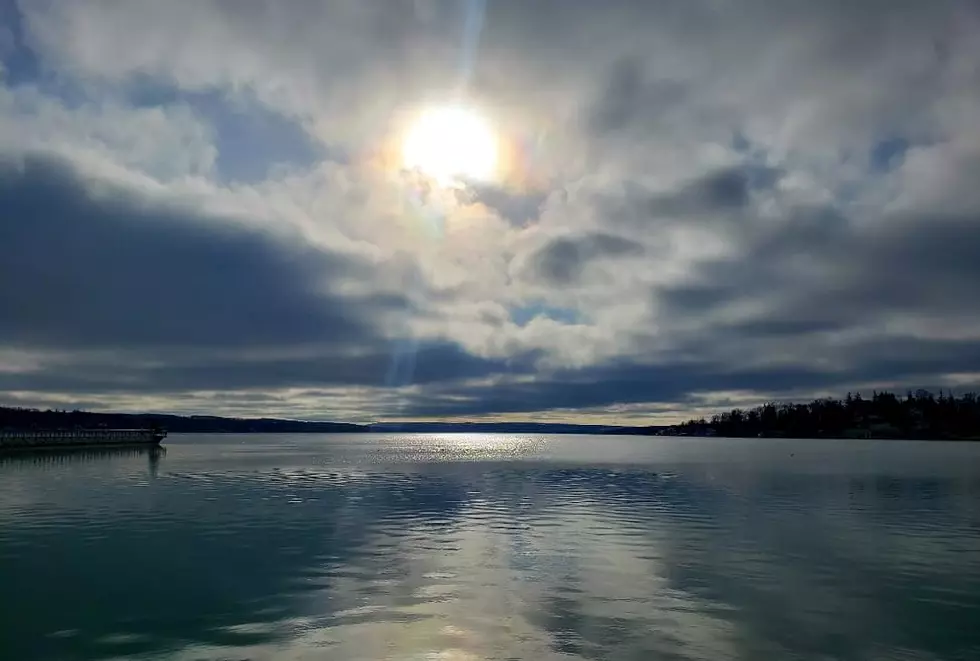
[1,435,979,660]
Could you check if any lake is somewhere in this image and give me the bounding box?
[1,434,979,660]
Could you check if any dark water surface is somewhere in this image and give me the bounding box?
[2,434,979,660]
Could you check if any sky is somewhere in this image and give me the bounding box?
[2,0,980,424]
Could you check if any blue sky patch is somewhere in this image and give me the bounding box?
[510,302,581,327]
[188,91,327,184]
[870,136,909,173]
[0,0,39,86]
[120,77,327,184]
[0,1,89,108]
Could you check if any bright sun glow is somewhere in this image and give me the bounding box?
[402,105,498,186]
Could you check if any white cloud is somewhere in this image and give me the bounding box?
[0,84,216,179]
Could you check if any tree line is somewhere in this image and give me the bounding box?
[666,390,980,440]
[0,406,367,434]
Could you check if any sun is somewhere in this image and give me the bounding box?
[402,105,498,186]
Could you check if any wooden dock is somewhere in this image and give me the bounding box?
[0,428,166,451]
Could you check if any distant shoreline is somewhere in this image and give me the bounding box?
[1,406,665,436]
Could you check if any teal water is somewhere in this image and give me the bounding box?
[1,434,979,661]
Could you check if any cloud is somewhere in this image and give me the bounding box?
[650,166,782,217]
[455,183,546,227]
[0,153,527,415]
[586,56,691,140]
[524,232,645,285]
[2,0,980,421]
[0,154,381,350]
[0,84,217,180]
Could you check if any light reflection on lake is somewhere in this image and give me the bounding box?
[1,434,979,660]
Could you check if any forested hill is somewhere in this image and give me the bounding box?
[666,390,980,440]
[0,407,368,434]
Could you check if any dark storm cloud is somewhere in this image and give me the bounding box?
[527,232,644,285]
[0,341,532,395]
[0,154,388,350]
[657,204,980,335]
[395,334,980,418]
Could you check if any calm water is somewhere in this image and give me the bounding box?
[2,435,980,661]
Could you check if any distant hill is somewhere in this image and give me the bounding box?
[0,406,665,435]
[368,421,665,435]
[0,407,367,434]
